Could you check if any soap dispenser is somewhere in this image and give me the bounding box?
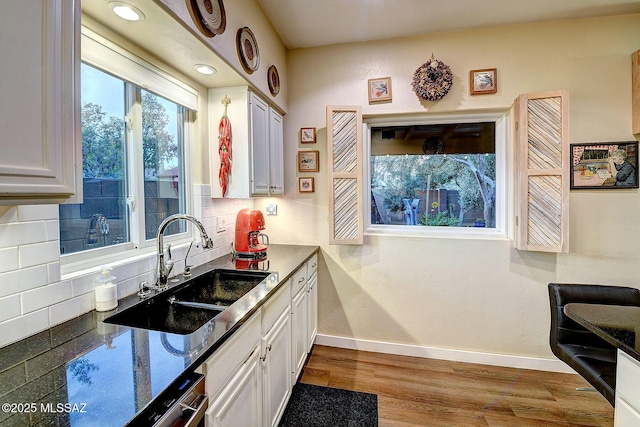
[95,266,118,312]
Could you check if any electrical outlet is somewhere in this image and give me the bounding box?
[216,217,226,233]
[265,203,277,215]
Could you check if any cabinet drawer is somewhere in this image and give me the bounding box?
[203,312,261,399]
[617,350,640,407]
[307,253,318,276]
[262,279,291,334]
[291,264,308,295]
[615,395,640,427]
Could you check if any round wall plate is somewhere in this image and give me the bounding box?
[186,0,226,38]
[237,27,260,74]
[268,65,280,96]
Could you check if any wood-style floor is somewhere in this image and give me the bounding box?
[299,345,614,427]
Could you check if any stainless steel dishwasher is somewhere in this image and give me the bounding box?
[127,372,208,427]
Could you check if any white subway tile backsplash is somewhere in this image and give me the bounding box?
[19,240,60,269]
[201,216,215,230]
[47,262,61,283]
[0,221,48,247]
[0,309,50,348]
[17,204,59,221]
[0,294,21,323]
[45,219,60,241]
[71,273,99,297]
[0,206,17,224]
[49,293,94,326]
[0,265,49,298]
[22,281,72,314]
[0,247,18,273]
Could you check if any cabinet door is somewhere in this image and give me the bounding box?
[250,93,271,196]
[268,109,284,196]
[0,0,81,204]
[206,344,262,427]
[306,271,318,352]
[202,312,261,399]
[615,397,640,427]
[291,287,308,382]
[262,309,292,427]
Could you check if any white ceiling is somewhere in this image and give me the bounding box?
[257,0,640,49]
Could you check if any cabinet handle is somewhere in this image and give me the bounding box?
[298,277,305,283]
[312,263,317,268]
[244,347,257,364]
[267,344,272,352]
[260,353,267,362]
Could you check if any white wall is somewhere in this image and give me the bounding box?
[255,14,640,365]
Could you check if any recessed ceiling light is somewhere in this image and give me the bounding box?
[109,2,145,21]
[194,64,217,75]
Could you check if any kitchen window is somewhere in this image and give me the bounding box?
[60,28,197,268]
[364,112,509,238]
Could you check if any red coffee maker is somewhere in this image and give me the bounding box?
[234,209,269,261]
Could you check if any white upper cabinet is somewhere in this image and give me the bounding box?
[209,87,284,198]
[268,108,284,196]
[0,0,82,205]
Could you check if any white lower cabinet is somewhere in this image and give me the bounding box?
[203,278,295,427]
[291,284,308,382]
[262,309,292,427]
[206,344,262,427]
[291,254,319,382]
[307,271,318,353]
[202,257,318,427]
[615,350,640,426]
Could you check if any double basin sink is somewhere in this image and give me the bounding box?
[104,269,270,335]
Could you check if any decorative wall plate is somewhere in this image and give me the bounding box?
[237,27,260,74]
[186,0,226,38]
[268,65,280,96]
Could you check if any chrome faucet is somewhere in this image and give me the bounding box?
[155,214,214,289]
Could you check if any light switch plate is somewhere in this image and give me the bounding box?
[216,217,226,233]
[265,203,277,215]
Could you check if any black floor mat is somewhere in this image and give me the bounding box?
[279,383,378,427]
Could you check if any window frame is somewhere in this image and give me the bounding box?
[363,110,512,240]
[60,28,197,274]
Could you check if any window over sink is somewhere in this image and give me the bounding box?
[59,27,196,266]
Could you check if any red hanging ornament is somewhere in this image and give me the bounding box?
[218,96,232,196]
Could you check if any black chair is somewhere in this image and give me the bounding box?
[548,283,640,406]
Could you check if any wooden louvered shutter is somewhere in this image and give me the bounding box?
[326,106,363,245]
[514,91,569,253]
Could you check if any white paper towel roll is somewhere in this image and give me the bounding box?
[95,284,118,311]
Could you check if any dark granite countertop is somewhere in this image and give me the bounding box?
[564,303,640,362]
[0,244,319,427]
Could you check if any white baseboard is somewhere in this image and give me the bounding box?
[314,334,576,374]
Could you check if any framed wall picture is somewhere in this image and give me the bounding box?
[300,127,316,143]
[570,141,639,189]
[298,150,319,172]
[298,177,315,193]
[470,68,497,95]
[368,77,392,102]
